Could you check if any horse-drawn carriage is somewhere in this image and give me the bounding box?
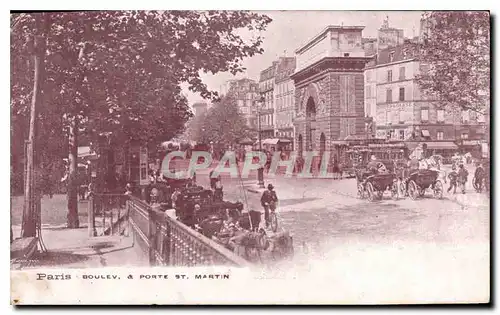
[405,169,444,200]
[356,161,399,202]
[173,185,294,263]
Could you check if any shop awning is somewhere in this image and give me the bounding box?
[421,130,430,137]
[425,142,458,150]
[331,140,350,145]
[255,138,280,145]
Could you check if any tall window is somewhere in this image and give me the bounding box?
[366,86,371,98]
[399,111,405,124]
[399,66,406,80]
[399,129,405,140]
[437,131,444,140]
[421,108,429,122]
[387,70,393,82]
[437,109,445,122]
[366,71,371,82]
[461,110,470,123]
[386,89,392,103]
[399,87,405,101]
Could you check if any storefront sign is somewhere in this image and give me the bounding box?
[368,143,406,148]
[462,140,483,146]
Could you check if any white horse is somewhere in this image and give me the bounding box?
[423,156,447,183]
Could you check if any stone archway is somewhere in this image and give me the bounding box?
[298,134,303,157]
[305,97,316,151]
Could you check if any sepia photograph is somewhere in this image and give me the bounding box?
[9,9,490,305]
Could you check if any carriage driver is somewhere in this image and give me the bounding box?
[366,155,379,173]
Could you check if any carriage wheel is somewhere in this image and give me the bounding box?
[419,188,426,197]
[408,180,418,200]
[433,180,443,199]
[357,183,365,199]
[400,180,407,198]
[391,181,399,200]
[366,182,375,202]
[269,211,278,233]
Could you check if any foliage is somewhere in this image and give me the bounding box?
[416,11,490,114]
[189,95,254,147]
[11,11,272,192]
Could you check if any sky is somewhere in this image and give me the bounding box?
[184,11,423,105]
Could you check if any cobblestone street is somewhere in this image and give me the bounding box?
[196,168,489,283]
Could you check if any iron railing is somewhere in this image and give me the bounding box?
[88,193,129,237]
[127,196,250,267]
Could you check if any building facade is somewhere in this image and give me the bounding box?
[372,43,487,157]
[259,62,278,139]
[291,25,371,159]
[274,57,296,147]
[192,102,208,117]
[225,78,260,128]
[377,16,405,52]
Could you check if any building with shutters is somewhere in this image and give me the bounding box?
[369,42,487,158]
[259,62,278,140]
[274,57,296,149]
[224,78,260,128]
[290,25,371,160]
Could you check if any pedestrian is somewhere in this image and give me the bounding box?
[447,165,458,194]
[457,164,469,194]
[260,184,278,228]
[214,178,224,202]
[124,183,133,196]
[474,163,485,192]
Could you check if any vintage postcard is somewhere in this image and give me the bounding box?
[10,10,490,305]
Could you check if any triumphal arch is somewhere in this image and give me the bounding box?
[291,26,371,161]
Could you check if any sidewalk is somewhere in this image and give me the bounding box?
[11,224,148,269]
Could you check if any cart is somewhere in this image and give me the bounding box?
[406,169,443,200]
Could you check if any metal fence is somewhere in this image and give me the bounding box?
[88,193,129,237]
[127,196,250,267]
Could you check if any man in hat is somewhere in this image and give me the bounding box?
[474,162,485,192]
[367,155,379,174]
[447,164,459,194]
[457,164,469,194]
[260,184,278,228]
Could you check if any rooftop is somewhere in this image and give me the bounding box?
[376,42,418,65]
[295,25,365,54]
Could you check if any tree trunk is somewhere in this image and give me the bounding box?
[66,43,87,229]
[66,116,80,228]
[22,16,46,238]
[122,141,130,185]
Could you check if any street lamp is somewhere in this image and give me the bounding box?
[256,95,265,188]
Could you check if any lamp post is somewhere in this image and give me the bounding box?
[256,96,265,188]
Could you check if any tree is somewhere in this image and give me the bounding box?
[190,95,253,147]
[11,11,272,228]
[416,11,490,114]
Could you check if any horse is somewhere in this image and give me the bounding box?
[423,156,447,184]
